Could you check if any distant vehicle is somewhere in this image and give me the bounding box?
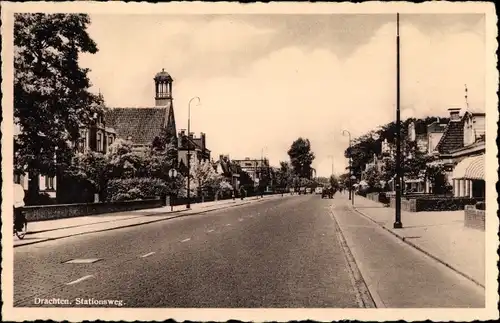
[322,187,334,199]
[305,188,312,194]
[299,187,306,194]
[315,187,323,194]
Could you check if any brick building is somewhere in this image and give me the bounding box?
[105,69,177,151]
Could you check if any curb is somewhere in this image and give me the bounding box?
[329,211,377,308]
[353,207,485,289]
[14,196,279,248]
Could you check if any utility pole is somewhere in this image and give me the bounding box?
[186,96,200,209]
[394,13,403,229]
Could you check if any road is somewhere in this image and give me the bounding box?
[14,194,484,308]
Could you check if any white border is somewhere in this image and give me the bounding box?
[1,1,498,322]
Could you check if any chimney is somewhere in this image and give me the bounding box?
[180,129,186,137]
[219,154,224,160]
[200,132,206,149]
[448,107,461,121]
[188,132,194,139]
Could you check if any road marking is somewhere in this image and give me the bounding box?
[63,258,102,264]
[141,252,155,258]
[66,275,94,286]
[225,224,231,226]
[207,229,215,233]
[238,219,243,222]
[180,238,191,242]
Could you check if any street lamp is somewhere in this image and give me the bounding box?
[394,13,403,229]
[259,146,268,198]
[342,129,352,201]
[350,175,356,206]
[186,96,200,209]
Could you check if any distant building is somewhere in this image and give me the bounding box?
[233,157,270,185]
[177,130,211,170]
[213,155,241,190]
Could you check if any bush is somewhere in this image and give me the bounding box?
[415,197,479,212]
[107,178,167,201]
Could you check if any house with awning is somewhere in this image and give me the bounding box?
[432,108,485,198]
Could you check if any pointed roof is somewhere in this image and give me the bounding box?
[105,101,175,145]
[435,117,465,154]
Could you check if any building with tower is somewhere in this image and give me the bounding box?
[105,68,177,151]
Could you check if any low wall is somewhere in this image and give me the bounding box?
[464,205,485,231]
[390,197,417,212]
[20,199,163,221]
[389,196,480,212]
[367,192,391,204]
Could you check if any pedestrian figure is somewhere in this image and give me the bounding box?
[13,183,26,230]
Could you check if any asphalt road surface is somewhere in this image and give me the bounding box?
[14,194,484,308]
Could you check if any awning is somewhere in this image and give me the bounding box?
[452,154,485,180]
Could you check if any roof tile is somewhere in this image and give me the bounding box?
[105,106,171,145]
[436,119,465,154]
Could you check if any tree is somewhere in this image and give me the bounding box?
[65,150,107,192]
[287,138,315,179]
[14,13,101,198]
[106,139,146,179]
[183,155,223,199]
[275,161,293,190]
[425,163,449,194]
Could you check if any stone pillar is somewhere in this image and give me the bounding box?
[453,179,458,196]
[468,180,473,198]
[461,179,466,198]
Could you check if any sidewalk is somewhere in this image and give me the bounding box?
[15,194,290,248]
[350,194,485,287]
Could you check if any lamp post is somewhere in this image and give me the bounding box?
[186,96,200,209]
[342,129,352,200]
[350,175,356,206]
[260,146,268,198]
[394,13,403,228]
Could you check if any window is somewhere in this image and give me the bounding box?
[14,174,21,184]
[45,176,55,190]
[97,133,102,152]
[108,136,113,146]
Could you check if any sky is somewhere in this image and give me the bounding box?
[79,13,485,177]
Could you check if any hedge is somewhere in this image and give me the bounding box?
[415,197,481,212]
[107,177,167,201]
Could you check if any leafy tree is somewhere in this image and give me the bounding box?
[183,155,223,198]
[65,151,107,192]
[425,163,448,194]
[14,13,101,198]
[275,161,293,190]
[287,137,315,179]
[106,139,146,179]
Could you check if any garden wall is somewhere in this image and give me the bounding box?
[366,192,391,204]
[20,199,163,221]
[464,205,485,231]
[389,196,481,212]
